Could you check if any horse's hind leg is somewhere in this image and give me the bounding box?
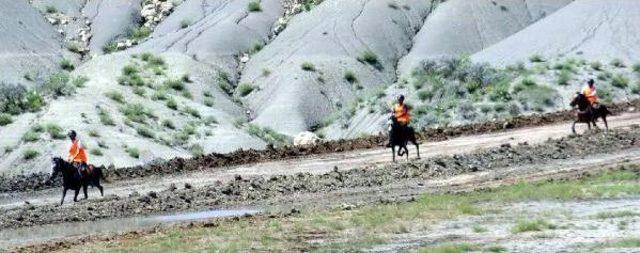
[603,116,609,133]
[392,146,396,163]
[415,144,420,159]
[404,146,409,162]
[572,121,577,134]
[60,188,68,205]
[95,181,104,197]
[73,189,80,202]
[83,184,88,199]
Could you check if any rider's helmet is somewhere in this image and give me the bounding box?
[67,130,77,140]
[398,95,405,103]
[588,79,595,87]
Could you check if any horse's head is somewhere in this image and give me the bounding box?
[570,92,586,107]
[51,157,65,177]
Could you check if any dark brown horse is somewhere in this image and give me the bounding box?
[49,157,105,205]
[569,93,610,134]
[388,116,420,162]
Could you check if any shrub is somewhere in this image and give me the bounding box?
[181,90,192,99]
[164,79,185,91]
[122,104,151,123]
[133,86,146,97]
[417,90,433,101]
[204,97,214,107]
[166,98,178,110]
[129,26,152,41]
[142,53,165,67]
[557,69,572,86]
[162,119,175,129]
[125,147,140,158]
[46,123,66,139]
[184,106,201,118]
[66,41,83,54]
[22,130,40,142]
[529,54,545,63]
[301,62,316,72]
[72,76,89,87]
[23,149,40,160]
[190,144,204,156]
[122,65,139,76]
[152,90,168,101]
[204,116,218,125]
[633,63,640,73]
[102,41,118,54]
[44,72,75,97]
[25,91,45,112]
[344,71,358,83]
[136,126,155,138]
[0,113,12,126]
[246,124,290,146]
[611,73,629,88]
[598,71,612,81]
[488,80,511,102]
[118,74,145,87]
[237,83,255,97]
[88,129,100,137]
[610,58,625,68]
[105,91,125,103]
[97,107,115,126]
[251,42,264,54]
[0,83,27,114]
[60,59,75,71]
[90,148,103,156]
[180,19,191,29]
[45,5,57,13]
[358,50,379,66]
[591,61,603,71]
[248,1,262,11]
[631,83,640,95]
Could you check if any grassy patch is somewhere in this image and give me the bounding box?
[180,19,192,29]
[90,148,103,156]
[98,107,116,126]
[512,219,556,233]
[121,104,153,123]
[136,126,155,139]
[125,147,140,159]
[105,91,125,103]
[358,50,380,68]
[610,58,625,68]
[419,243,476,253]
[22,130,40,142]
[0,113,12,126]
[593,211,640,219]
[236,83,255,97]
[529,54,545,63]
[45,123,66,139]
[45,5,57,13]
[129,26,152,41]
[600,237,640,249]
[248,1,262,12]
[60,59,75,71]
[611,73,629,88]
[344,71,358,84]
[301,62,316,72]
[23,149,39,160]
[246,124,290,146]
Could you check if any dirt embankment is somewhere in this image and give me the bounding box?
[1,99,638,194]
[2,125,639,230]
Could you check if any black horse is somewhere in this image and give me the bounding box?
[569,93,610,134]
[50,157,105,205]
[388,116,420,162]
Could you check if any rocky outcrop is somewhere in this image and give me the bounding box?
[293,132,321,146]
[140,0,176,28]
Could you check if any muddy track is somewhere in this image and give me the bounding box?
[2,100,640,194]
[2,124,640,231]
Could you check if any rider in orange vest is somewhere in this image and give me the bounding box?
[67,130,89,178]
[582,79,599,107]
[393,95,411,125]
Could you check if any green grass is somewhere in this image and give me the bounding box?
[183,106,201,118]
[610,58,625,68]
[162,119,175,130]
[419,243,476,253]
[246,124,290,146]
[60,59,75,71]
[358,50,380,67]
[122,65,139,76]
[129,26,152,41]
[236,83,255,97]
[529,54,545,63]
[45,123,66,139]
[591,61,603,71]
[166,98,178,110]
[248,1,262,11]
[472,225,488,233]
[136,126,155,139]
[23,149,39,160]
[301,62,316,72]
[125,147,140,159]
[72,76,89,88]
[344,71,358,83]
[45,5,57,13]
[98,107,116,126]
[121,104,153,123]
[102,41,118,54]
[22,130,40,142]
[88,130,100,138]
[557,69,572,85]
[512,219,557,233]
[593,211,640,219]
[105,91,125,103]
[611,73,630,88]
[484,245,507,253]
[90,148,103,156]
[0,113,12,126]
[633,63,640,73]
[180,19,192,29]
[164,79,185,91]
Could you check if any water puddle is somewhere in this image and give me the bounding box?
[0,208,259,249]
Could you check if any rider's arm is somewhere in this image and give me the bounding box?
[68,143,80,161]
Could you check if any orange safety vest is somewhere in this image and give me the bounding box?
[69,140,88,163]
[394,103,410,125]
[582,85,598,105]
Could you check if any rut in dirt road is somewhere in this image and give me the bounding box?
[2,125,640,230]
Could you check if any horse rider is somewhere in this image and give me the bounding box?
[67,130,89,179]
[386,95,411,147]
[582,79,599,109]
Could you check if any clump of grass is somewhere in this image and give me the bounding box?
[90,148,103,156]
[610,58,625,68]
[140,53,166,67]
[121,104,153,123]
[23,149,40,160]
[60,59,75,71]
[180,19,191,29]
[166,98,178,110]
[204,97,214,107]
[88,130,100,137]
[122,65,139,76]
[529,54,545,63]
[301,62,316,72]
[164,79,185,91]
[0,113,12,126]
[181,90,192,99]
[611,73,629,88]
[484,245,507,253]
[344,71,358,83]
[22,130,40,142]
[248,1,262,12]
[46,123,66,139]
[631,83,640,95]
[633,63,640,73]
[236,83,255,97]
[512,219,556,233]
[419,243,476,253]
[358,50,381,69]
[162,119,175,129]
[557,69,572,85]
[184,106,201,118]
[246,124,290,146]
[44,72,75,97]
[129,26,152,41]
[98,107,115,126]
[136,126,155,139]
[190,144,204,156]
[45,5,58,13]
[591,61,603,71]
[66,41,83,54]
[105,91,124,103]
[125,147,140,158]
[72,76,89,88]
[472,225,488,233]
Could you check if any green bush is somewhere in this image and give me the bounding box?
[25,91,45,112]
[180,19,191,29]
[66,41,83,54]
[72,76,89,87]
[162,119,175,129]
[301,62,316,72]
[0,113,12,126]
[152,90,168,101]
[45,5,57,13]
[90,148,103,156]
[141,53,165,67]
[23,149,40,160]
[557,69,572,85]
[246,124,290,146]
[181,90,192,99]
[88,129,100,137]
[133,86,146,97]
[358,50,380,66]
[46,123,66,139]
[610,58,625,68]
[60,59,75,71]
[129,26,152,40]
[204,97,214,107]
[633,63,640,73]
[125,147,140,158]
[123,65,139,76]
[22,130,40,142]
[164,79,185,91]
[417,90,433,101]
[102,41,118,54]
[44,72,75,97]
[136,126,155,138]
[105,91,125,103]
[248,1,262,11]
[98,107,115,126]
[184,106,201,118]
[344,71,358,83]
[632,83,640,95]
[118,74,145,87]
[591,61,603,71]
[122,103,152,123]
[237,83,255,97]
[529,55,545,63]
[190,144,204,156]
[166,98,178,110]
[611,73,629,88]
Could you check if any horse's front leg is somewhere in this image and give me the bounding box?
[73,189,80,202]
[83,184,88,199]
[572,121,577,134]
[392,146,396,163]
[415,144,420,159]
[60,187,68,206]
[603,116,609,133]
[405,146,409,162]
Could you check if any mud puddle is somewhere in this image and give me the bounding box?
[0,208,259,249]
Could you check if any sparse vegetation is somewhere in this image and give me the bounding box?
[358,50,381,69]
[344,71,358,83]
[529,54,545,63]
[162,119,175,129]
[166,98,178,110]
[557,69,572,85]
[419,243,476,253]
[204,97,214,107]
[22,130,40,142]
[184,106,201,118]
[102,41,118,54]
[90,148,103,156]
[189,144,204,156]
[44,72,75,97]
[125,147,140,158]
[0,113,12,126]
[65,41,83,54]
[72,76,89,88]
[611,73,629,88]
[633,63,640,73]
[136,126,155,139]
[129,26,152,41]
[610,58,625,68]
[60,59,75,71]
[248,1,262,12]
[98,107,116,126]
[46,123,66,139]
[105,91,125,103]
[512,219,557,233]
[301,62,316,72]
[246,124,290,146]
[88,130,100,138]
[121,103,153,123]
[237,83,255,97]
[590,61,603,71]
[23,149,40,160]
[45,5,57,14]
[180,19,192,29]
[164,79,186,91]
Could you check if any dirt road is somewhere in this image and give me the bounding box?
[2,113,639,210]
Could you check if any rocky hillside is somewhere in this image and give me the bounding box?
[1,0,639,174]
